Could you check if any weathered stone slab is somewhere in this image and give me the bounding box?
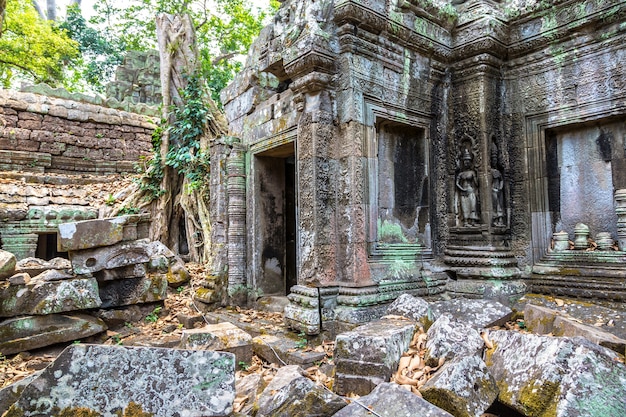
[385,293,433,329]
[525,303,626,355]
[57,215,145,251]
[0,371,41,415]
[420,355,498,417]
[0,314,107,355]
[7,272,30,285]
[5,344,235,416]
[14,257,71,276]
[252,334,326,368]
[181,322,253,366]
[94,263,146,281]
[255,365,346,417]
[0,277,101,317]
[485,330,626,417]
[235,373,266,416]
[431,298,513,329]
[332,382,454,417]
[30,268,74,282]
[70,238,151,275]
[425,314,484,364]
[98,274,167,308]
[334,317,417,396]
[0,249,16,280]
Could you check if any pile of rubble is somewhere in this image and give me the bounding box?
[0,214,189,357]
[1,288,625,416]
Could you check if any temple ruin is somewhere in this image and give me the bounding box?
[215,0,626,334]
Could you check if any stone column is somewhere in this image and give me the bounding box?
[227,140,247,305]
[615,189,626,251]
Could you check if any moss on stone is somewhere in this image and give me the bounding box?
[55,407,103,417]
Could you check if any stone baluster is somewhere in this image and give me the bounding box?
[573,223,590,250]
[552,231,570,252]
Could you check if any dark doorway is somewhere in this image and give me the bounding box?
[36,233,68,260]
[255,142,297,296]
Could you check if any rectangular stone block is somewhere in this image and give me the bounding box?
[98,274,167,308]
[5,344,235,416]
[181,322,253,367]
[334,317,417,396]
[0,277,101,318]
[58,216,128,252]
[69,238,151,274]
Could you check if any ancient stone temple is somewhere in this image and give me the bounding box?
[216,0,626,334]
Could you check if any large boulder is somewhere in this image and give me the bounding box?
[425,314,484,364]
[255,365,346,417]
[420,355,498,417]
[0,314,107,355]
[332,382,454,417]
[334,317,418,396]
[485,330,626,417]
[0,249,16,280]
[5,344,236,416]
[0,277,101,317]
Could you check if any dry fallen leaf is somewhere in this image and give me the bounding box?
[555,298,565,307]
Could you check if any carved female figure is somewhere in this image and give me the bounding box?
[456,149,480,227]
[491,153,505,227]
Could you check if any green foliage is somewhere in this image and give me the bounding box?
[134,124,166,201]
[295,332,308,349]
[145,306,162,323]
[59,5,125,92]
[165,71,211,191]
[0,0,79,87]
[118,205,140,215]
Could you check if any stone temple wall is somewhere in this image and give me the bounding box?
[217,0,626,333]
[0,89,154,174]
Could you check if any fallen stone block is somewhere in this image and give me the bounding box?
[57,214,147,251]
[94,304,156,328]
[0,314,107,355]
[255,365,346,417]
[485,330,626,417]
[332,382,454,417]
[98,274,167,308]
[7,272,30,285]
[385,293,433,329]
[252,334,326,368]
[0,276,101,318]
[181,322,253,367]
[177,312,206,329]
[420,355,498,417]
[0,371,41,415]
[431,298,513,329]
[235,373,266,415]
[5,344,236,416]
[14,257,71,276]
[166,257,190,286]
[0,249,16,280]
[69,238,151,275]
[94,263,146,281]
[30,268,74,282]
[524,303,626,355]
[334,317,417,396]
[425,314,484,364]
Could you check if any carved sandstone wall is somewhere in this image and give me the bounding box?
[0,89,154,174]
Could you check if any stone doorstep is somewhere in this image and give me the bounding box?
[252,334,326,369]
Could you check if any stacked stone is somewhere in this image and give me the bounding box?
[0,215,189,356]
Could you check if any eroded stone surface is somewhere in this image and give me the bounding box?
[0,314,107,355]
[0,249,17,280]
[14,257,71,276]
[6,344,235,417]
[98,274,167,308]
[431,298,513,329]
[0,276,101,317]
[332,382,454,417]
[420,355,498,417]
[485,330,626,417]
[181,322,253,366]
[425,314,484,364]
[334,317,417,396]
[0,371,41,415]
[385,293,433,329]
[255,365,345,417]
[69,238,151,275]
[57,216,127,251]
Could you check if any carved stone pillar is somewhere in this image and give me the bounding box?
[227,140,247,306]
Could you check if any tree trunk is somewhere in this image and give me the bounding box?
[46,0,56,21]
[0,0,6,36]
[31,1,46,20]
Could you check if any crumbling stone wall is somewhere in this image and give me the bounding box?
[0,89,154,174]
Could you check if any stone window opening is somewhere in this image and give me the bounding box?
[36,233,68,261]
